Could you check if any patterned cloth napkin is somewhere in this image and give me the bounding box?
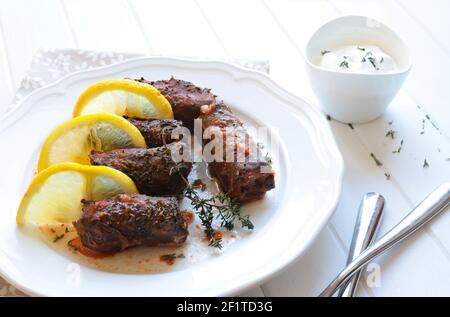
[0,48,269,296]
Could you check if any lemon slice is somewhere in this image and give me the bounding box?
[73,79,173,119]
[38,113,146,172]
[17,163,138,226]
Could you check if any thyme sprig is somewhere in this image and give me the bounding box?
[171,163,254,249]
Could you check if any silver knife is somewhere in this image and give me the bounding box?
[337,193,384,297]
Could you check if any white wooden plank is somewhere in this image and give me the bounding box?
[0,19,14,112]
[396,0,450,54]
[129,0,226,57]
[327,117,450,296]
[62,0,149,53]
[262,226,374,297]
[196,0,311,96]
[0,0,74,88]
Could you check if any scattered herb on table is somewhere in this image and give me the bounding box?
[385,129,396,139]
[370,153,383,167]
[393,139,404,154]
[388,120,394,125]
[357,46,366,51]
[423,159,429,168]
[321,50,331,56]
[420,119,426,135]
[384,173,391,180]
[326,114,332,121]
[348,123,354,130]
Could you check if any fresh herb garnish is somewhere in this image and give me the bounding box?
[340,60,349,69]
[171,163,254,249]
[321,50,331,56]
[423,159,429,168]
[357,46,366,51]
[370,153,383,167]
[184,187,253,249]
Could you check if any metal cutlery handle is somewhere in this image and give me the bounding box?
[320,182,450,297]
[337,193,384,297]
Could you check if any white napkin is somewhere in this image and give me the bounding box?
[1,48,269,297]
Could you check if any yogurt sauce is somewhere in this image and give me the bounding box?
[320,45,397,73]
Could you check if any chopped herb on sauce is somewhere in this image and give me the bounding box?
[53,234,65,243]
[340,60,349,69]
[160,253,185,265]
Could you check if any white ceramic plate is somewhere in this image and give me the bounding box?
[0,57,343,296]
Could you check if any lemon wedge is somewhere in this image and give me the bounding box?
[17,163,138,226]
[72,79,173,119]
[38,113,146,172]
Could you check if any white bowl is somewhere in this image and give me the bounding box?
[305,15,412,123]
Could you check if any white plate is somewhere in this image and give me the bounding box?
[0,57,343,296]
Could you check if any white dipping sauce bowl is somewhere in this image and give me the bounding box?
[305,16,412,124]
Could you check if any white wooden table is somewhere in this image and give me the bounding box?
[1,0,450,297]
